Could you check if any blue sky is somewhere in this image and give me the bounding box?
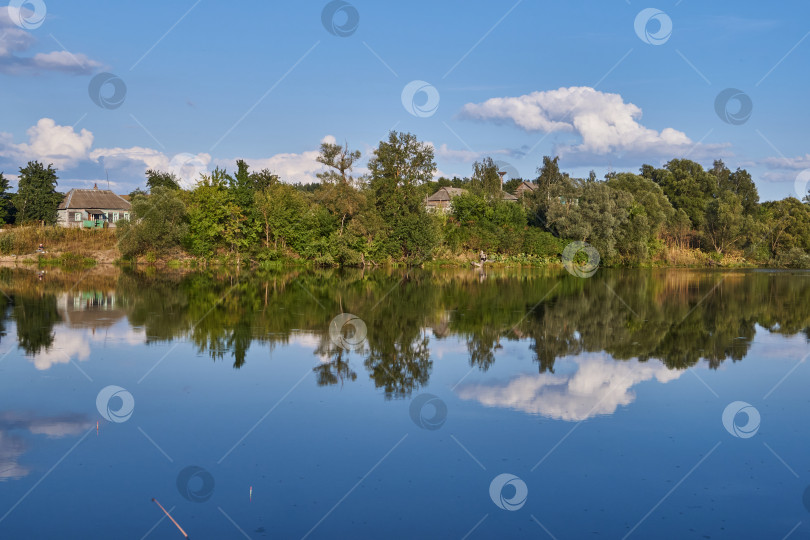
[0,0,808,200]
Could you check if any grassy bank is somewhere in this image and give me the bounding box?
[0,225,117,255]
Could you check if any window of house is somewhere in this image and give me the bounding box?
[124,212,129,220]
[112,212,119,222]
[74,212,82,221]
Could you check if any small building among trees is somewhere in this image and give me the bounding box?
[515,181,539,197]
[56,185,131,228]
[425,187,468,212]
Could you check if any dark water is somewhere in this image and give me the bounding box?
[1,266,809,539]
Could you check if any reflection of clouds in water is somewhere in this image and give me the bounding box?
[28,324,146,371]
[0,412,91,481]
[456,355,682,421]
[0,432,28,480]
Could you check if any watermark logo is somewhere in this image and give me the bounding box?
[794,169,810,200]
[494,160,521,182]
[401,80,440,118]
[88,72,127,110]
[329,313,367,350]
[321,0,359,37]
[714,88,753,125]
[176,466,215,503]
[409,393,447,431]
[722,401,760,439]
[562,241,600,278]
[489,474,528,511]
[169,153,209,187]
[96,385,135,423]
[634,8,672,46]
[7,0,46,29]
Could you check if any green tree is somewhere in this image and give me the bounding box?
[536,156,566,204]
[703,191,745,253]
[547,181,632,264]
[145,169,181,191]
[117,186,188,258]
[711,160,759,215]
[606,173,675,260]
[186,168,245,258]
[12,161,62,224]
[470,157,502,198]
[254,183,311,251]
[368,131,438,261]
[0,172,12,224]
[644,159,717,230]
[316,141,361,184]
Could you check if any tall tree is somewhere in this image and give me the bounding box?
[471,157,502,198]
[317,141,361,184]
[536,156,566,203]
[12,161,62,224]
[712,160,759,215]
[0,172,12,224]
[367,131,438,260]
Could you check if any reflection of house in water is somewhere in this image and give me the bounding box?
[57,291,127,330]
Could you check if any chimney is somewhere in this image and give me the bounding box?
[498,171,506,191]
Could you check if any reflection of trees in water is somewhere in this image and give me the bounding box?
[4,267,810,398]
[13,294,60,355]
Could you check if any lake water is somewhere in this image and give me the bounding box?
[1,266,809,539]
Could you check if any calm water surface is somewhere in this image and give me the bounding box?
[1,267,809,539]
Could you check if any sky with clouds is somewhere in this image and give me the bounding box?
[0,0,808,200]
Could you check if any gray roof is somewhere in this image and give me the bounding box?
[58,189,131,211]
[426,187,467,202]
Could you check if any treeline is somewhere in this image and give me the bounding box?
[4,131,810,267]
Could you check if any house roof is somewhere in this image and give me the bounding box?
[58,189,132,211]
[516,181,538,191]
[426,187,467,202]
[500,191,519,201]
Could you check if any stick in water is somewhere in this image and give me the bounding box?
[152,498,190,538]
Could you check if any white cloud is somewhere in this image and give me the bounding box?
[0,118,93,169]
[31,50,103,73]
[0,10,103,75]
[0,120,350,187]
[760,154,810,171]
[216,135,337,184]
[460,86,728,163]
[90,146,171,172]
[0,413,92,481]
[456,354,682,421]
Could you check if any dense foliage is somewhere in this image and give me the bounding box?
[3,131,810,267]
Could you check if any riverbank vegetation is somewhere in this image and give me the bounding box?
[3,131,810,268]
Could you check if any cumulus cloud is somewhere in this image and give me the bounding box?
[0,10,103,75]
[0,118,93,169]
[456,354,682,421]
[460,86,728,163]
[216,135,337,184]
[0,120,351,188]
